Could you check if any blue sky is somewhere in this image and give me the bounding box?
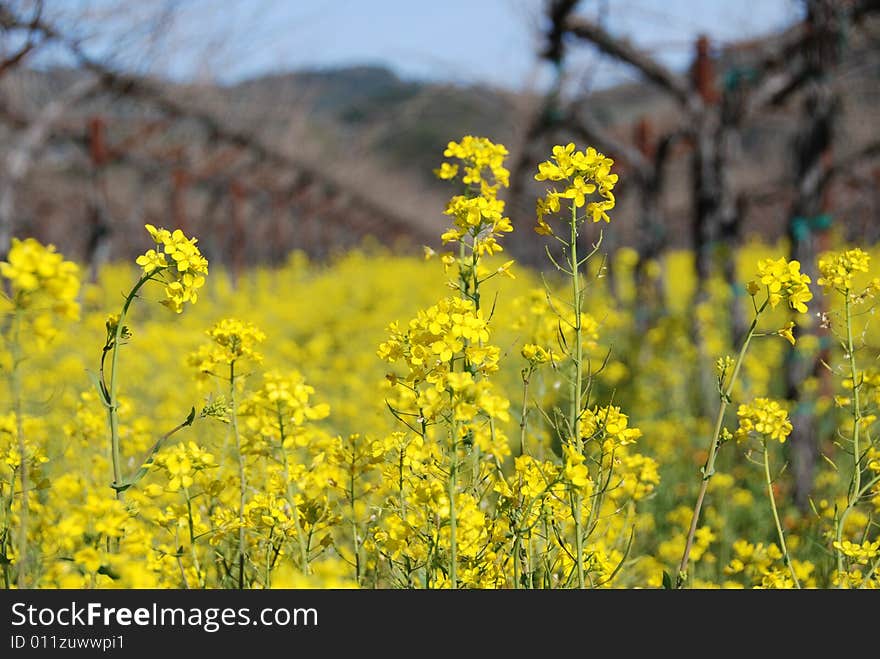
[49,0,804,90]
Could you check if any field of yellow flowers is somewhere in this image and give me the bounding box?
[1,137,878,589]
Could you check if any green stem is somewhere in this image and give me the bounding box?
[264,530,273,588]
[277,407,311,576]
[762,439,801,588]
[519,368,531,456]
[2,471,11,588]
[569,203,584,455]
[175,531,190,589]
[677,298,767,587]
[448,421,458,589]
[568,201,586,590]
[571,490,585,589]
[835,292,863,582]
[513,531,521,589]
[184,488,204,588]
[229,360,247,589]
[458,238,470,305]
[107,273,152,499]
[398,445,407,517]
[349,441,361,585]
[585,445,610,539]
[10,309,27,587]
[527,533,534,589]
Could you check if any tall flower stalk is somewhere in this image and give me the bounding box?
[188,318,265,588]
[532,143,619,588]
[734,397,801,587]
[1,238,80,585]
[816,248,875,584]
[378,136,515,588]
[100,225,207,499]
[677,257,811,587]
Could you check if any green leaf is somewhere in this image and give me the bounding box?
[115,453,161,492]
[86,369,110,407]
[112,408,197,492]
[97,564,121,580]
[110,480,131,493]
[662,571,673,590]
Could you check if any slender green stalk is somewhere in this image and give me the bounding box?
[264,529,274,588]
[513,531,521,589]
[229,360,247,589]
[106,273,152,498]
[184,488,204,588]
[519,368,532,456]
[513,381,537,588]
[448,421,458,589]
[570,491,585,589]
[835,293,863,582]
[569,206,584,456]
[762,439,801,588]
[1,468,11,588]
[527,534,534,589]
[677,298,767,587]
[10,309,28,587]
[176,541,189,589]
[567,201,586,590]
[460,231,483,494]
[277,407,310,575]
[349,441,361,585]
[459,238,470,304]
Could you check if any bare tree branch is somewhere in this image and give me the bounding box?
[566,106,651,178]
[0,0,45,76]
[744,61,811,118]
[541,0,581,63]
[563,15,696,108]
[0,39,37,77]
[823,139,880,192]
[0,74,100,257]
[0,4,434,244]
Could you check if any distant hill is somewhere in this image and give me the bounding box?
[1,30,878,267]
[221,65,523,185]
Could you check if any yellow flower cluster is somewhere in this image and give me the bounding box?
[188,318,266,376]
[615,452,661,502]
[435,135,510,188]
[521,342,554,364]
[435,136,514,276]
[378,296,497,382]
[0,238,80,343]
[151,441,215,492]
[511,287,602,364]
[777,321,797,346]
[735,398,792,443]
[534,143,618,233]
[722,539,816,589]
[753,257,812,313]
[562,443,593,494]
[0,412,48,476]
[832,539,880,565]
[817,247,871,292]
[378,296,510,459]
[136,224,208,313]
[581,405,642,449]
[240,371,330,451]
